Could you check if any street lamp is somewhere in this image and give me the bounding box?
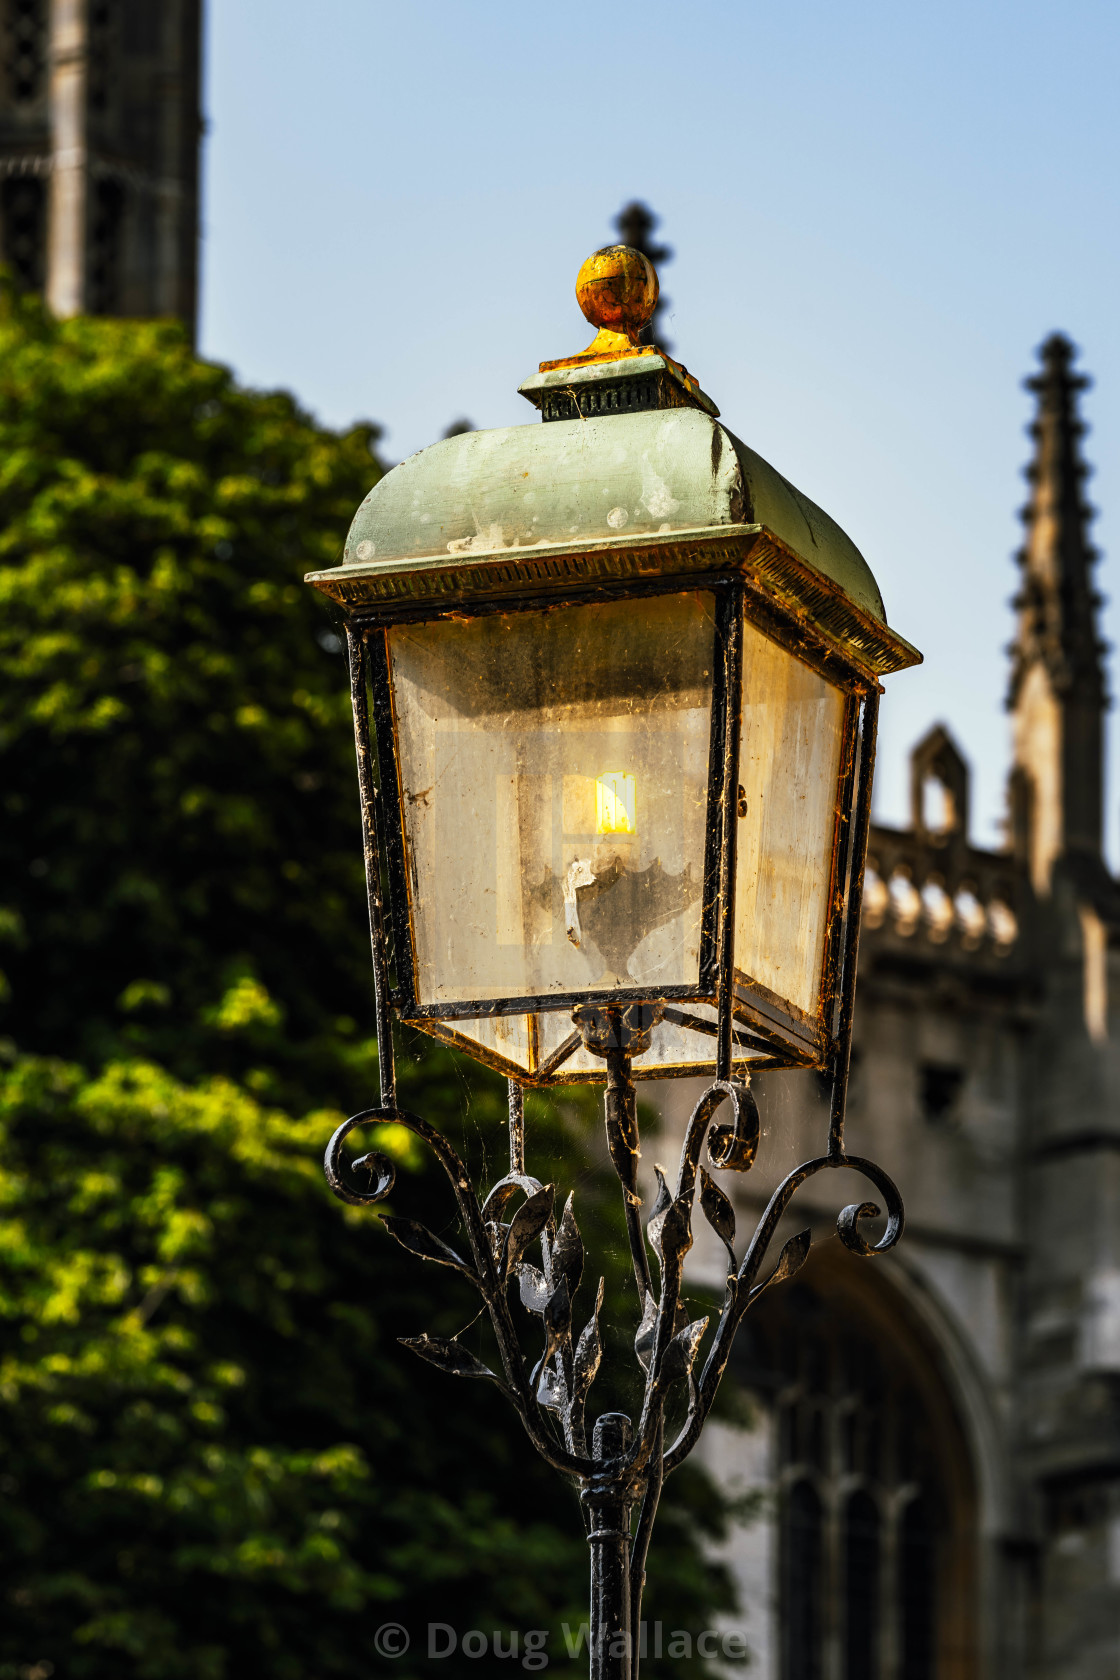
[308,245,919,1679]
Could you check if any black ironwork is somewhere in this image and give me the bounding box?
[326,589,902,1679]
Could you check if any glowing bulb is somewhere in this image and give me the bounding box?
[596,772,636,835]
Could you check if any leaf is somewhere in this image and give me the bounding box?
[658,1315,709,1387]
[399,1335,499,1382]
[549,1193,584,1300]
[536,1358,568,1413]
[518,1263,551,1315]
[634,1290,658,1372]
[381,1216,474,1278]
[750,1228,812,1303]
[482,1172,543,1224]
[505,1184,555,1276]
[657,1195,694,1272]
[699,1166,737,1272]
[770,1227,811,1284]
[544,1276,571,1342]
[571,1277,605,1413]
[646,1165,672,1259]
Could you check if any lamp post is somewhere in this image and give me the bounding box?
[307,245,920,1679]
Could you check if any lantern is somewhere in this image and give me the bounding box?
[307,246,919,1087]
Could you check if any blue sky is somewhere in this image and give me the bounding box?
[200,0,1120,854]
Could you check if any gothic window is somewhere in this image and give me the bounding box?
[781,1480,823,1680]
[87,177,125,315]
[741,1271,976,1680]
[1,0,47,105]
[0,174,45,291]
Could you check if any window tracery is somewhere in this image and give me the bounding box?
[740,1274,971,1680]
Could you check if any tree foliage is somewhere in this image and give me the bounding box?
[0,287,739,1677]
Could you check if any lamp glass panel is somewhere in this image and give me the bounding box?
[440,1005,763,1085]
[387,592,716,1007]
[734,617,847,1020]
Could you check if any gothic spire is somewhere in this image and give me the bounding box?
[1009,334,1105,711]
[1008,335,1108,886]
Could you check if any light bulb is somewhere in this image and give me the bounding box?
[596,772,636,835]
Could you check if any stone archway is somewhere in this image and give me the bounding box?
[729,1244,981,1680]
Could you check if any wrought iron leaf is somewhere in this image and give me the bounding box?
[658,1314,709,1387]
[699,1166,737,1273]
[657,1194,694,1271]
[571,1277,605,1410]
[549,1193,584,1300]
[646,1165,672,1260]
[381,1216,474,1278]
[537,1358,568,1412]
[751,1227,812,1304]
[518,1263,551,1315]
[544,1276,572,1342]
[399,1335,499,1382]
[482,1172,543,1223]
[772,1227,812,1283]
[505,1184,555,1276]
[634,1290,658,1372]
[484,1220,505,1269]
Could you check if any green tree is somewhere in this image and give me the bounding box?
[0,286,740,1676]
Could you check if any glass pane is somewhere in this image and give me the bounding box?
[388,593,716,1008]
[844,1491,881,1680]
[734,617,847,1020]
[782,1480,823,1680]
[899,1498,936,1680]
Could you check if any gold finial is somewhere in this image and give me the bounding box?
[538,245,661,373]
[576,245,658,348]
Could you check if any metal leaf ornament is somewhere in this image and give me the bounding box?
[400,1334,502,1385]
[544,1275,572,1343]
[698,1166,737,1275]
[482,1172,543,1223]
[645,1165,672,1261]
[658,1315,709,1388]
[537,1358,568,1413]
[381,1216,476,1280]
[751,1227,812,1303]
[634,1290,658,1372]
[656,1194,694,1273]
[570,1277,605,1423]
[505,1184,555,1276]
[518,1263,552,1315]
[549,1193,585,1301]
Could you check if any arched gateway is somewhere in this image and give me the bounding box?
[723,1248,980,1680]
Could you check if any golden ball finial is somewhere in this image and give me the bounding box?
[575,245,658,345]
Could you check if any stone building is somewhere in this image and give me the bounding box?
[0,0,201,331]
[665,334,1120,1680]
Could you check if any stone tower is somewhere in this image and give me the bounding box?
[1008,334,1108,896]
[655,334,1120,1680]
[0,0,202,335]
